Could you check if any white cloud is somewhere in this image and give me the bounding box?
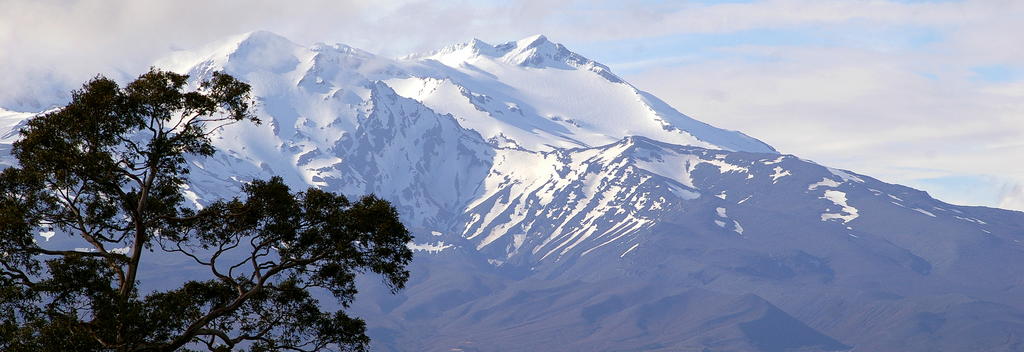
[2,1,1018,110]
[999,183,1024,211]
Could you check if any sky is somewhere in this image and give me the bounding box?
[1,0,1022,210]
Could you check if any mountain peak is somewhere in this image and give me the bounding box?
[209,30,301,63]
[156,30,302,76]
[515,34,550,49]
[412,35,628,85]
[468,38,491,49]
[410,34,590,70]
[494,34,568,67]
[237,30,294,46]
[402,38,498,63]
[310,42,377,60]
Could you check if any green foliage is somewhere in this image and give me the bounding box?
[0,69,413,351]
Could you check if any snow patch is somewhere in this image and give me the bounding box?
[181,184,204,210]
[955,216,986,224]
[821,190,859,224]
[704,159,749,174]
[808,178,841,190]
[666,184,700,200]
[633,153,701,189]
[513,234,526,251]
[828,167,864,183]
[408,241,454,253]
[912,208,937,217]
[620,243,640,257]
[771,166,791,183]
[763,156,785,165]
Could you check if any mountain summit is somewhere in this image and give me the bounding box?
[413,34,621,75]
[3,31,1022,351]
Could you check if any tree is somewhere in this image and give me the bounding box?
[0,69,413,351]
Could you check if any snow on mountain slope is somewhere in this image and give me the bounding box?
[0,108,31,142]
[0,108,34,167]
[154,31,409,187]
[4,31,1024,351]
[140,30,783,258]
[393,35,776,153]
[154,31,773,160]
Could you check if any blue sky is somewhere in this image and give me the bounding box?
[1,0,1022,209]
[574,24,945,74]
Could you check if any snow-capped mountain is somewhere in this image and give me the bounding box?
[3,31,1023,351]
[148,31,783,260]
